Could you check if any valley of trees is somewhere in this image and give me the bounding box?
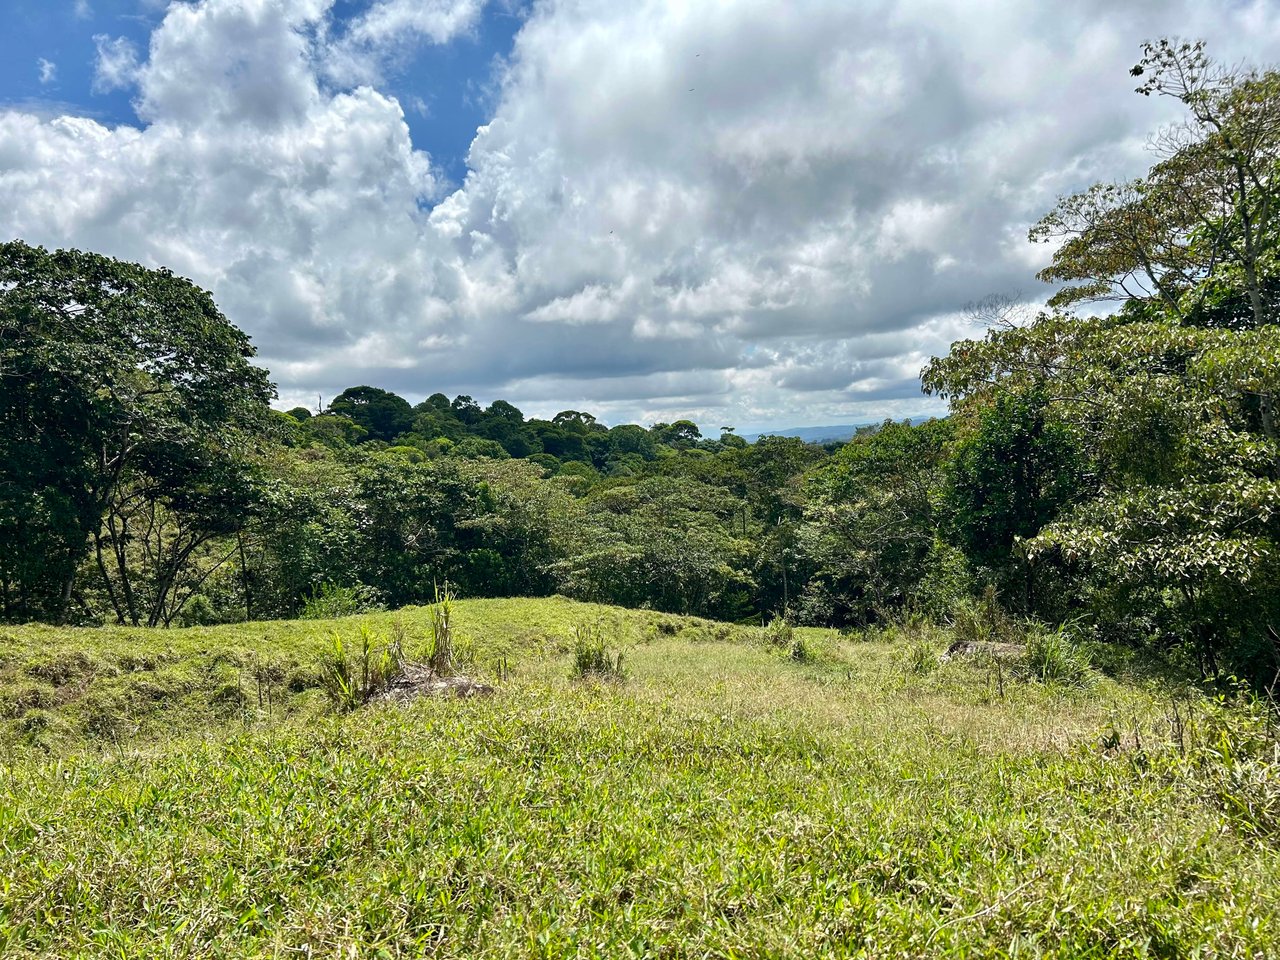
[4,40,1280,687]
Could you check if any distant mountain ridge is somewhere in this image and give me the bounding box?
[742,418,935,445]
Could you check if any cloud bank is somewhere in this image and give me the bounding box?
[4,0,1280,428]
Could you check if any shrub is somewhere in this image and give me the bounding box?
[951,586,1025,648]
[571,623,626,682]
[905,638,940,675]
[1026,626,1092,687]
[300,583,383,620]
[319,628,403,711]
[789,635,811,663]
[766,615,794,648]
[175,594,217,627]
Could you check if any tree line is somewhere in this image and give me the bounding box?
[3,40,1279,685]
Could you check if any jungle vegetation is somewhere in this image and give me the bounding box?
[4,40,1280,688]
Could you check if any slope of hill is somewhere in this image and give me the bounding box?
[1,598,1277,956]
[743,418,937,444]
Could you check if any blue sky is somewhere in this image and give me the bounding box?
[3,0,1280,430]
[1,0,520,185]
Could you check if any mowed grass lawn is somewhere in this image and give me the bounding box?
[0,598,1277,957]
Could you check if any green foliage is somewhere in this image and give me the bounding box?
[556,476,754,620]
[905,637,940,675]
[300,583,383,620]
[800,420,956,625]
[922,42,1280,681]
[947,390,1085,570]
[0,241,272,624]
[427,584,459,677]
[318,627,402,711]
[1025,626,1092,687]
[327,386,414,443]
[765,615,794,648]
[951,587,1026,649]
[570,622,626,681]
[787,633,811,663]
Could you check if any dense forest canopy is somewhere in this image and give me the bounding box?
[4,39,1280,686]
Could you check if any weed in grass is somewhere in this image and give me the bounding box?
[1155,695,1280,839]
[765,615,794,648]
[1026,625,1092,687]
[428,583,459,676]
[319,628,402,711]
[571,623,625,681]
[951,585,1025,648]
[905,638,940,675]
[788,635,811,663]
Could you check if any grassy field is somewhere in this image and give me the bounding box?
[1,597,1277,957]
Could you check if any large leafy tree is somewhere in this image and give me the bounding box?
[327,385,414,443]
[946,390,1086,612]
[925,41,1280,679]
[0,241,273,623]
[557,476,754,618]
[799,419,960,625]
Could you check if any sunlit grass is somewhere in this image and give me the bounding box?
[0,599,1276,957]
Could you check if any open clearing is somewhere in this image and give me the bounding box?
[1,598,1277,957]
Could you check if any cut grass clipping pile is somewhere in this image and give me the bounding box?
[1,597,1278,957]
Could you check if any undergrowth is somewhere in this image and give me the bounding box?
[570,623,626,681]
[319,627,403,711]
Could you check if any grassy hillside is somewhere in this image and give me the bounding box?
[1,598,1277,957]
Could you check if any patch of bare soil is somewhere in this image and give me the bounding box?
[375,663,495,703]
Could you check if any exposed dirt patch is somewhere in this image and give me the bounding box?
[375,663,495,704]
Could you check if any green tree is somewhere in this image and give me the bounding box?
[328,386,413,443]
[799,420,960,625]
[0,241,272,623]
[556,476,754,618]
[924,41,1280,679]
[947,392,1086,592]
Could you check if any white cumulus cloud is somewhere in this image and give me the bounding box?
[3,0,1280,429]
[91,35,141,93]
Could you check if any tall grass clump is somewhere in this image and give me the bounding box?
[905,637,940,675]
[765,615,794,648]
[765,614,810,662]
[319,627,402,711]
[428,583,463,676]
[1133,694,1280,839]
[572,623,625,682]
[1026,625,1092,687]
[951,585,1025,647]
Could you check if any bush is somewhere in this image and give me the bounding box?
[765,615,794,648]
[175,594,217,627]
[951,586,1025,648]
[571,623,625,682]
[319,628,403,711]
[905,638,940,675]
[301,583,383,620]
[789,635,811,663]
[1026,626,1091,687]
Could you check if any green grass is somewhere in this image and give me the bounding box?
[0,598,1277,957]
